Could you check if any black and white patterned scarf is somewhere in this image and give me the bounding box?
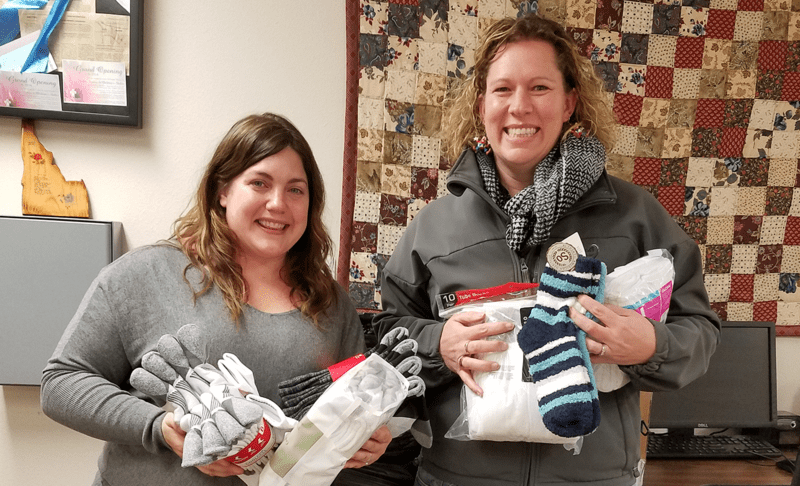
[477,131,607,252]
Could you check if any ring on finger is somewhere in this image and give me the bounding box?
[600,344,607,356]
[458,355,467,369]
[464,340,471,354]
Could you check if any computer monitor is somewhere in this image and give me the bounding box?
[648,321,778,434]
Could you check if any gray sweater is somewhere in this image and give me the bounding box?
[41,244,364,485]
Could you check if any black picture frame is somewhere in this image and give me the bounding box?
[0,0,143,128]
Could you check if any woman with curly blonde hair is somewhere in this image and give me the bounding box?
[374,12,718,486]
[442,13,616,162]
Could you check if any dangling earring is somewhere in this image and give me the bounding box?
[473,135,492,154]
[569,124,585,139]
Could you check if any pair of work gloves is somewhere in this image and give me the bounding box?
[131,324,429,472]
[130,324,290,469]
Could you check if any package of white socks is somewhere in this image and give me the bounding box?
[440,283,583,448]
[592,248,675,392]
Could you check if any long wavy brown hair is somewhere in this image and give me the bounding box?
[441,13,617,162]
[171,113,337,326]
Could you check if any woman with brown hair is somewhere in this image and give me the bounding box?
[374,13,719,486]
[41,112,390,485]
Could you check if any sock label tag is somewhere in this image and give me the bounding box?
[546,242,578,272]
[435,282,538,313]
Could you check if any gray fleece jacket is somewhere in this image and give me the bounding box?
[41,244,364,486]
[374,148,720,486]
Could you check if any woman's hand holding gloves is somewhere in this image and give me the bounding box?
[131,324,294,477]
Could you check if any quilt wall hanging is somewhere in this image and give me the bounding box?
[337,0,800,336]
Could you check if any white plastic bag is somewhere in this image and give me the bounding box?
[438,284,582,450]
[259,354,408,486]
[592,249,675,392]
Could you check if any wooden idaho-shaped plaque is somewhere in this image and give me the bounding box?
[21,119,90,218]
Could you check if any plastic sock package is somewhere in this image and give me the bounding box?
[438,283,583,449]
[592,249,675,392]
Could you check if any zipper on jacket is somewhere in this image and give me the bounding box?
[520,258,530,283]
[516,246,542,284]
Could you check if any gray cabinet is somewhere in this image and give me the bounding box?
[0,216,123,385]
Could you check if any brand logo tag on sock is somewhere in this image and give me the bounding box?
[547,242,578,272]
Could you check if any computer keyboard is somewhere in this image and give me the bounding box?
[646,434,783,459]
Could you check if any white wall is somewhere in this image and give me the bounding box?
[0,2,347,484]
[0,3,798,485]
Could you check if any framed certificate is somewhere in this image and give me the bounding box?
[0,0,143,127]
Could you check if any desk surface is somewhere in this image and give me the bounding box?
[644,454,796,486]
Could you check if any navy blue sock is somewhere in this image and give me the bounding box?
[517,255,605,438]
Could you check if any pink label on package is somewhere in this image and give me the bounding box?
[634,281,673,321]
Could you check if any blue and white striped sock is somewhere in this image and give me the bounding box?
[517,255,606,438]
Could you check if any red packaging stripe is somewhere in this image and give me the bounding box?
[328,354,366,381]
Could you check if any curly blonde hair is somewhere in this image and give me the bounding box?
[171,113,338,327]
[441,13,617,162]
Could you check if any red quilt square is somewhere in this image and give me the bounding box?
[380,194,408,226]
[759,41,788,71]
[352,222,378,253]
[613,93,643,126]
[644,66,674,99]
[706,245,732,274]
[694,99,725,128]
[719,127,747,157]
[633,157,663,185]
[595,0,623,30]
[676,215,708,245]
[753,301,777,322]
[788,41,800,72]
[756,244,783,273]
[756,70,784,101]
[740,158,770,187]
[766,187,793,216]
[738,0,764,10]
[781,73,800,101]
[411,167,438,201]
[729,274,754,302]
[674,37,705,69]
[785,216,800,245]
[733,215,763,244]
[691,128,723,158]
[710,302,727,321]
[568,28,595,59]
[658,184,686,216]
[705,9,736,39]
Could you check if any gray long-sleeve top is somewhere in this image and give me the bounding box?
[41,245,364,485]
